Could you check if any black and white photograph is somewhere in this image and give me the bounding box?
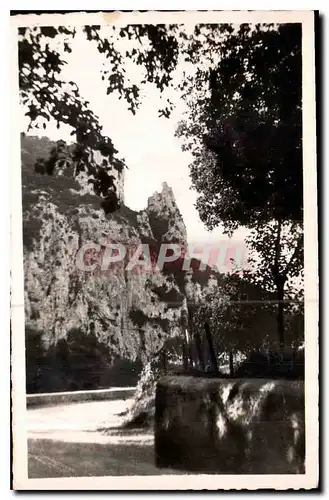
[10,10,318,490]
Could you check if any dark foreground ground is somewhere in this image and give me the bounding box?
[28,439,183,478]
[27,378,305,478]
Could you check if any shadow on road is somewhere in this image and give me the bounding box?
[28,439,184,478]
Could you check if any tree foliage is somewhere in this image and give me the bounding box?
[175,23,303,348]
[191,272,304,356]
[18,23,181,211]
[25,326,143,393]
[18,22,259,211]
[247,221,303,293]
[176,23,302,230]
[19,22,304,349]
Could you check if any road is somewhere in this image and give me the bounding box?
[27,396,181,477]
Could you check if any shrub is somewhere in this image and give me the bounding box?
[235,348,304,379]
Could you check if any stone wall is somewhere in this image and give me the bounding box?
[155,376,305,474]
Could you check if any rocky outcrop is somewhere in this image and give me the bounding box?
[22,135,192,391]
[146,182,187,244]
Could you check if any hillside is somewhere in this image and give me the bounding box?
[22,134,203,392]
[21,135,303,396]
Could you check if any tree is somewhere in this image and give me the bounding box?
[246,221,303,351]
[18,23,270,211]
[18,24,181,211]
[192,271,304,372]
[20,22,304,349]
[175,23,303,351]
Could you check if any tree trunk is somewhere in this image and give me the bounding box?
[277,279,285,356]
[204,322,218,374]
[187,329,194,368]
[180,300,190,371]
[160,350,167,373]
[189,308,204,371]
[273,219,285,355]
[182,337,189,372]
[195,330,205,372]
[180,298,194,369]
[229,350,234,376]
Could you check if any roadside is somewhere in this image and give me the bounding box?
[28,398,152,444]
[27,396,182,477]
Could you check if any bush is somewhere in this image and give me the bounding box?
[235,348,304,379]
[25,327,143,393]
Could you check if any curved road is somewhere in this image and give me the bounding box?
[28,398,153,444]
[27,394,180,477]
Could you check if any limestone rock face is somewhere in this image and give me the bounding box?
[146,182,187,244]
[22,136,187,369]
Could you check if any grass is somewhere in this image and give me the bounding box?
[28,439,184,478]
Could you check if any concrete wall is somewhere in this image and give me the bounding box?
[26,387,136,408]
[155,376,304,474]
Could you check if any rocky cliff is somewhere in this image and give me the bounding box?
[21,135,305,398]
[22,135,193,392]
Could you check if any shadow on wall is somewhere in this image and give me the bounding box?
[26,327,142,393]
[155,376,305,474]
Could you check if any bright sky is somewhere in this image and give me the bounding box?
[21,27,248,253]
